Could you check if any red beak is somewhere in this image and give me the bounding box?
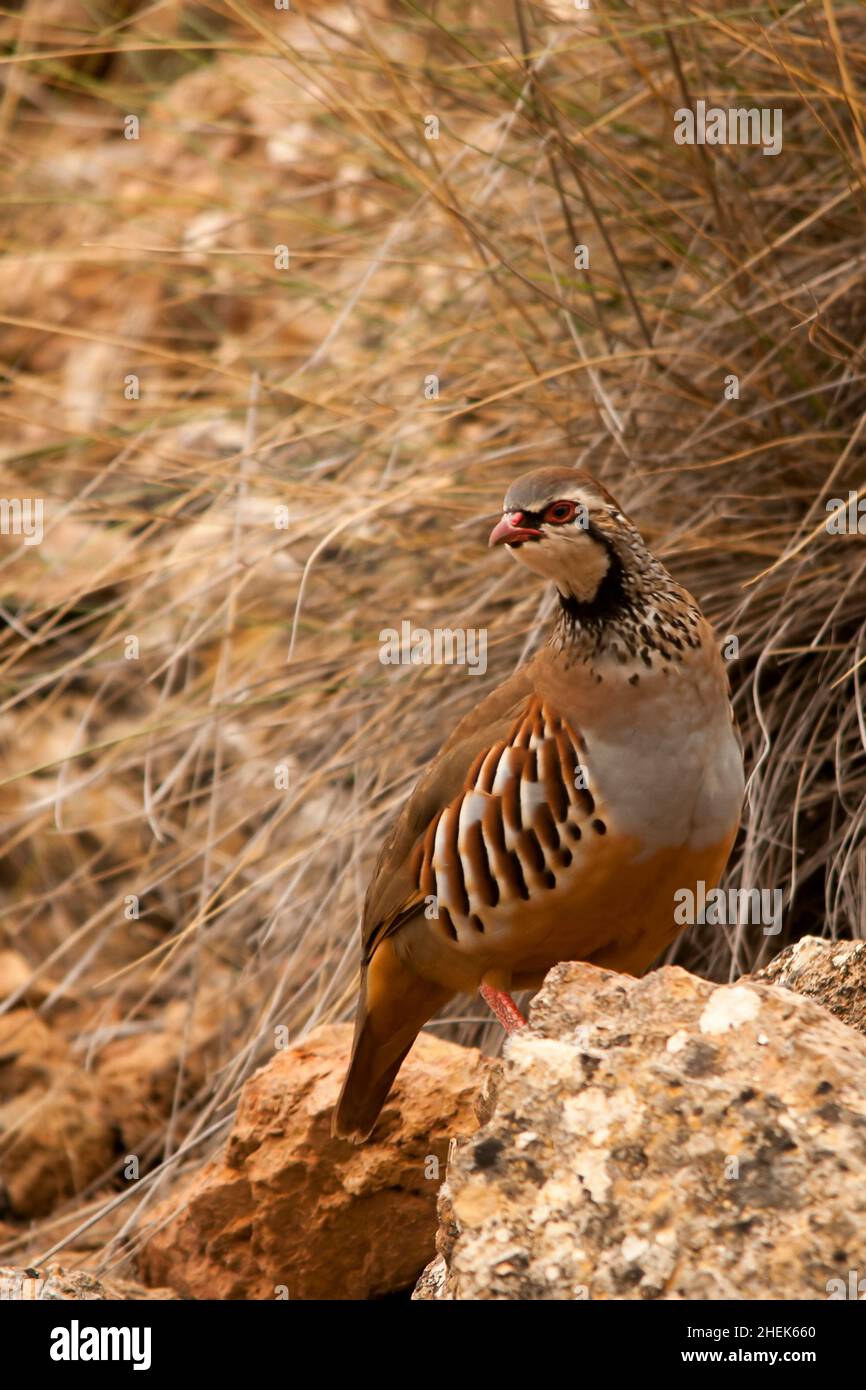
[489,512,542,547]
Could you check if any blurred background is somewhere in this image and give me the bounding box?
[1,0,864,1276]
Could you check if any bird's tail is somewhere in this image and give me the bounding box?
[332,939,451,1143]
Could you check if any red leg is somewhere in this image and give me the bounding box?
[480,981,526,1032]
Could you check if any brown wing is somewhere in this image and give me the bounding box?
[361,663,535,963]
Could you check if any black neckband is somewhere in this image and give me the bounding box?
[557,524,629,626]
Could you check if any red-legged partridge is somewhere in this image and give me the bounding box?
[333,468,744,1141]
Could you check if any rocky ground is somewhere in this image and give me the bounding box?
[4,936,866,1300]
[416,951,866,1300]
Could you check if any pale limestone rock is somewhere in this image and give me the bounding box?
[0,1264,177,1300]
[416,961,866,1300]
[752,935,866,1035]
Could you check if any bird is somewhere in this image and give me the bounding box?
[332,467,744,1142]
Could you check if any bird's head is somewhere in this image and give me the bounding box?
[489,467,631,607]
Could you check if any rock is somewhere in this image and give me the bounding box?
[412,1254,451,1300]
[0,1010,66,1094]
[0,1265,178,1300]
[0,994,239,1216]
[417,962,866,1300]
[0,950,61,1006]
[751,935,866,1035]
[138,1023,489,1300]
[94,994,243,1153]
[412,1181,459,1301]
[0,1011,116,1217]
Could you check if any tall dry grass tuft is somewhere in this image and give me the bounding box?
[0,0,864,1270]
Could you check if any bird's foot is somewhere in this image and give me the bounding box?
[479,981,526,1032]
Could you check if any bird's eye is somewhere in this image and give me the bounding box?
[544,500,577,525]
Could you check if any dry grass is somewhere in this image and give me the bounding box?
[0,0,864,1275]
